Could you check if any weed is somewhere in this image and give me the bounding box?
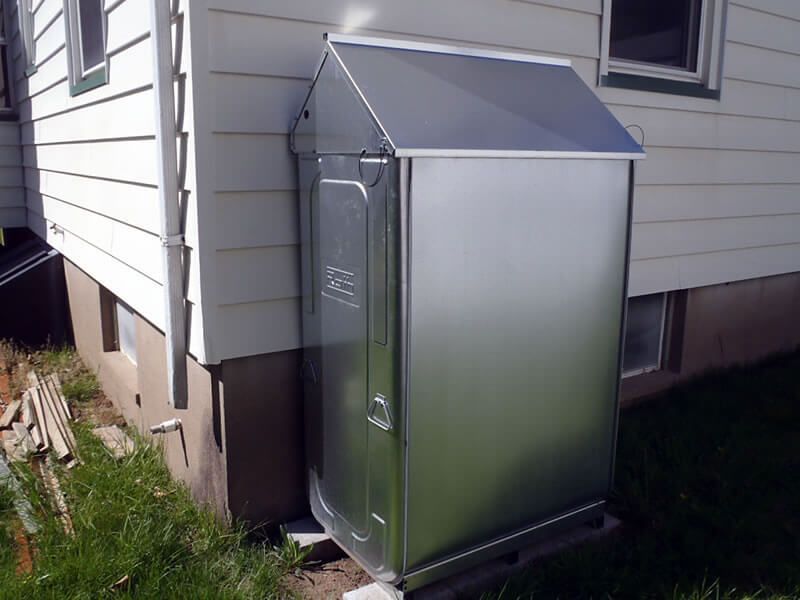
[60,370,100,403]
[270,525,315,573]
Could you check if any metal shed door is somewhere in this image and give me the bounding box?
[318,178,369,532]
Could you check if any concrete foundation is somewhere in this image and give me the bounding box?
[622,271,800,403]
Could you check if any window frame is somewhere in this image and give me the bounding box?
[621,292,668,379]
[18,0,35,74]
[599,0,728,99]
[63,0,108,96]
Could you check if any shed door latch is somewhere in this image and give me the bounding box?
[368,394,393,432]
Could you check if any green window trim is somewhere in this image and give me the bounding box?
[69,66,107,97]
[601,72,721,100]
[24,64,38,77]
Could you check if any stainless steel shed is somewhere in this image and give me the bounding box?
[291,34,645,593]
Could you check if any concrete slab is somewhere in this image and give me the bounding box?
[285,516,345,564]
[343,514,621,599]
[342,582,398,600]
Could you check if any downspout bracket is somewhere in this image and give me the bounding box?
[160,233,185,248]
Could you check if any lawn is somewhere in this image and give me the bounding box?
[2,347,798,599]
[0,346,289,599]
[489,352,800,599]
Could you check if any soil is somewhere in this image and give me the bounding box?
[13,527,34,575]
[282,557,373,599]
[72,391,125,428]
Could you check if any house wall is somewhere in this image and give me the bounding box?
[63,258,307,524]
[0,121,24,228]
[193,0,800,361]
[5,0,212,362]
[622,270,800,403]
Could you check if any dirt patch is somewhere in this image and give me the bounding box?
[72,391,125,428]
[13,527,34,575]
[283,558,373,599]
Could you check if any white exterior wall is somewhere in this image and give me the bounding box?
[6,0,212,363]
[189,0,800,361]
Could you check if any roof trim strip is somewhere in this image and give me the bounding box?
[394,149,645,159]
[324,33,572,68]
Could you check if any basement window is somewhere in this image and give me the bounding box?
[622,293,667,377]
[115,300,137,365]
[100,288,138,366]
[64,0,108,96]
[600,0,727,99]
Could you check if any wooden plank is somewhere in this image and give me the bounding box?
[28,388,49,452]
[33,386,70,461]
[21,394,35,429]
[29,425,43,449]
[40,379,75,458]
[0,399,21,429]
[49,374,71,420]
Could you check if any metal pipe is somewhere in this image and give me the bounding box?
[148,0,187,409]
[150,418,183,435]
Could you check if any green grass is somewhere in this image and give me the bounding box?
[488,353,800,600]
[0,425,287,599]
[0,478,17,574]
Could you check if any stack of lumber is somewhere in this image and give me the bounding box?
[0,372,77,465]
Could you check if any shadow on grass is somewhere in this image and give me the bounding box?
[488,353,800,599]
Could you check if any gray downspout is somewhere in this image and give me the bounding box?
[148,0,187,409]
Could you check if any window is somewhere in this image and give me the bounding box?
[100,288,138,365]
[64,0,107,95]
[0,0,12,111]
[600,0,727,99]
[115,300,137,365]
[18,0,35,74]
[622,293,667,377]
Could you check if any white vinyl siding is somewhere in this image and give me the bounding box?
[6,0,209,362]
[192,0,800,360]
